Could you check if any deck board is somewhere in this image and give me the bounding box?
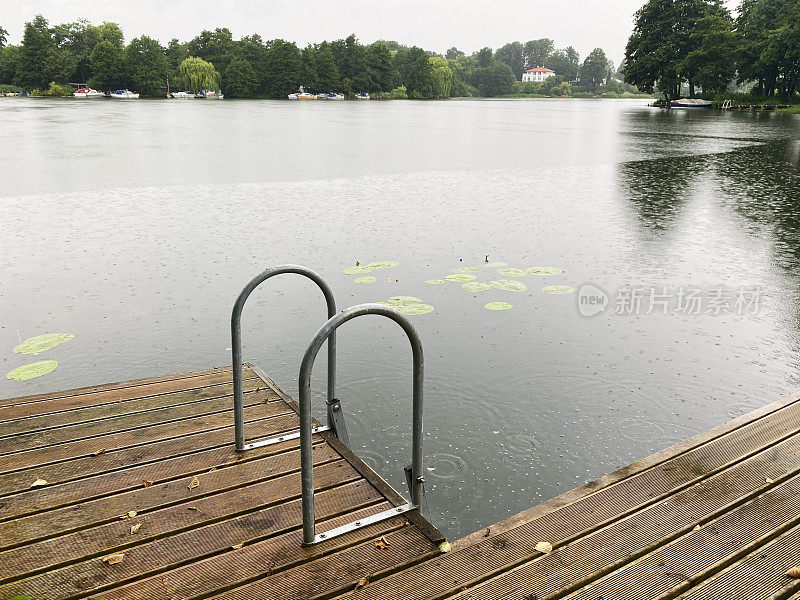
[1,367,797,600]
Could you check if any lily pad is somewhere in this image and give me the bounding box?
[484,302,513,311]
[445,273,477,282]
[388,296,422,304]
[542,285,575,294]
[392,303,435,316]
[367,261,399,269]
[458,267,481,272]
[490,279,527,292]
[13,333,74,355]
[343,265,374,275]
[462,282,491,292]
[354,276,377,285]
[7,361,59,381]
[528,267,564,276]
[483,262,508,268]
[425,279,445,285]
[497,268,527,278]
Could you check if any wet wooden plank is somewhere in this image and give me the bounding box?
[0,366,248,414]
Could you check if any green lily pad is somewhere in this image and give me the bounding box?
[497,268,527,278]
[354,276,377,285]
[367,261,399,269]
[528,267,564,276]
[462,282,491,292]
[445,273,477,282]
[343,265,374,275]
[13,333,74,355]
[483,262,508,268]
[392,303,435,316]
[7,361,59,381]
[458,267,481,272]
[484,302,513,311]
[388,296,422,304]
[542,285,575,294]
[490,279,527,292]
[425,279,445,285]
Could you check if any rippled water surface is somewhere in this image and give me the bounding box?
[2,97,800,538]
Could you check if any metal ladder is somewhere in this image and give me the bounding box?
[230,265,348,452]
[297,303,424,545]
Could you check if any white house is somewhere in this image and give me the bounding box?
[522,67,556,82]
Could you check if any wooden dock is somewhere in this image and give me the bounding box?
[1,365,800,599]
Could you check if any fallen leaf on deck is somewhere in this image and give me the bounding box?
[438,541,452,553]
[355,576,369,590]
[102,552,125,565]
[484,528,491,537]
[92,449,106,456]
[693,525,701,531]
[30,478,47,488]
[231,542,244,549]
[787,566,800,578]
[374,536,390,549]
[188,476,200,490]
[141,479,153,487]
[766,477,774,483]
[187,506,199,511]
[130,523,141,534]
[535,541,553,554]
[120,510,137,520]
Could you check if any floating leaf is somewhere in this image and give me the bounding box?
[366,261,398,269]
[438,541,452,553]
[13,333,74,355]
[426,467,436,471]
[490,279,527,292]
[527,267,563,276]
[30,478,47,488]
[130,523,142,534]
[535,541,553,554]
[425,279,445,285]
[484,302,513,311]
[458,267,481,272]
[354,276,377,285]
[7,361,58,381]
[392,303,435,316]
[102,552,125,565]
[374,535,390,549]
[343,265,374,275]
[483,261,508,268]
[188,476,200,490]
[786,566,800,578]
[462,282,491,292]
[497,268,527,278]
[445,273,476,282]
[542,285,575,295]
[492,430,500,434]
[388,296,422,305]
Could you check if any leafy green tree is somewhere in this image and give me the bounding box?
[445,47,464,60]
[52,20,99,82]
[678,10,737,95]
[263,39,300,97]
[90,40,124,89]
[0,45,21,83]
[470,49,516,96]
[495,42,525,78]
[187,28,234,76]
[178,56,220,93]
[225,55,258,96]
[125,35,169,94]
[580,47,609,89]
[45,48,77,84]
[365,41,392,91]
[428,56,453,98]
[447,54,477,96]
[545,47,580,80]
[234,34,269,94]
[523,38,554,69]
[17,15,56,89]
[0,26,8,49]
[310,42,340,91]
[166,38,189,71]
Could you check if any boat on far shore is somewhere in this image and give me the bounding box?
[73,87,105,99]
[110,89,139,99]
[355,92,370,100]
[168,91,194,99]
[670,98,712,108]
[288,86,316,100]
[318,92,344,100]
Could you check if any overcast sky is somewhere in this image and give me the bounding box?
[3,0,739,66]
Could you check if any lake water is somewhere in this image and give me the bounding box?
[2,97,800,539]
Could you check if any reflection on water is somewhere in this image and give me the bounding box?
[1,98,800,538]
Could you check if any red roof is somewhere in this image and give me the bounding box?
[526,68,555,72]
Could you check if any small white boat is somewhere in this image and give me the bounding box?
[289,86,316,100]
[670,98,712,108]
[203,90,224,99]
[169,91,195,99]
[355,92,370,100]
[319,92,344,100]
[74,87,105,99]
[110,89,139,99]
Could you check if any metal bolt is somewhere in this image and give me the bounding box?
[319,533,326,539]
[355,521,361,525]
[332,403,340,412]
[396,507,403,512]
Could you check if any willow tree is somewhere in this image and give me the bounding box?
[177,55,220,93]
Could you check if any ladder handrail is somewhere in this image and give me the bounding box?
[231,265,337,451]
[298,303,424,545]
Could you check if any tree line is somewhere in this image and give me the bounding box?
[0,15,621,98]
[625,0,800,100]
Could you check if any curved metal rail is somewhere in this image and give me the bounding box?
[298,303,424,545]
[231,265,346,451]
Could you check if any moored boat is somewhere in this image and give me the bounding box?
[203,90,224,99]
[169,91,195,99]
[73,87,105,99]
[319,92,344,100]
[355,92,370,100]
[670,98,712,108]
[110,89,139,99]
[289,86,316,100]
